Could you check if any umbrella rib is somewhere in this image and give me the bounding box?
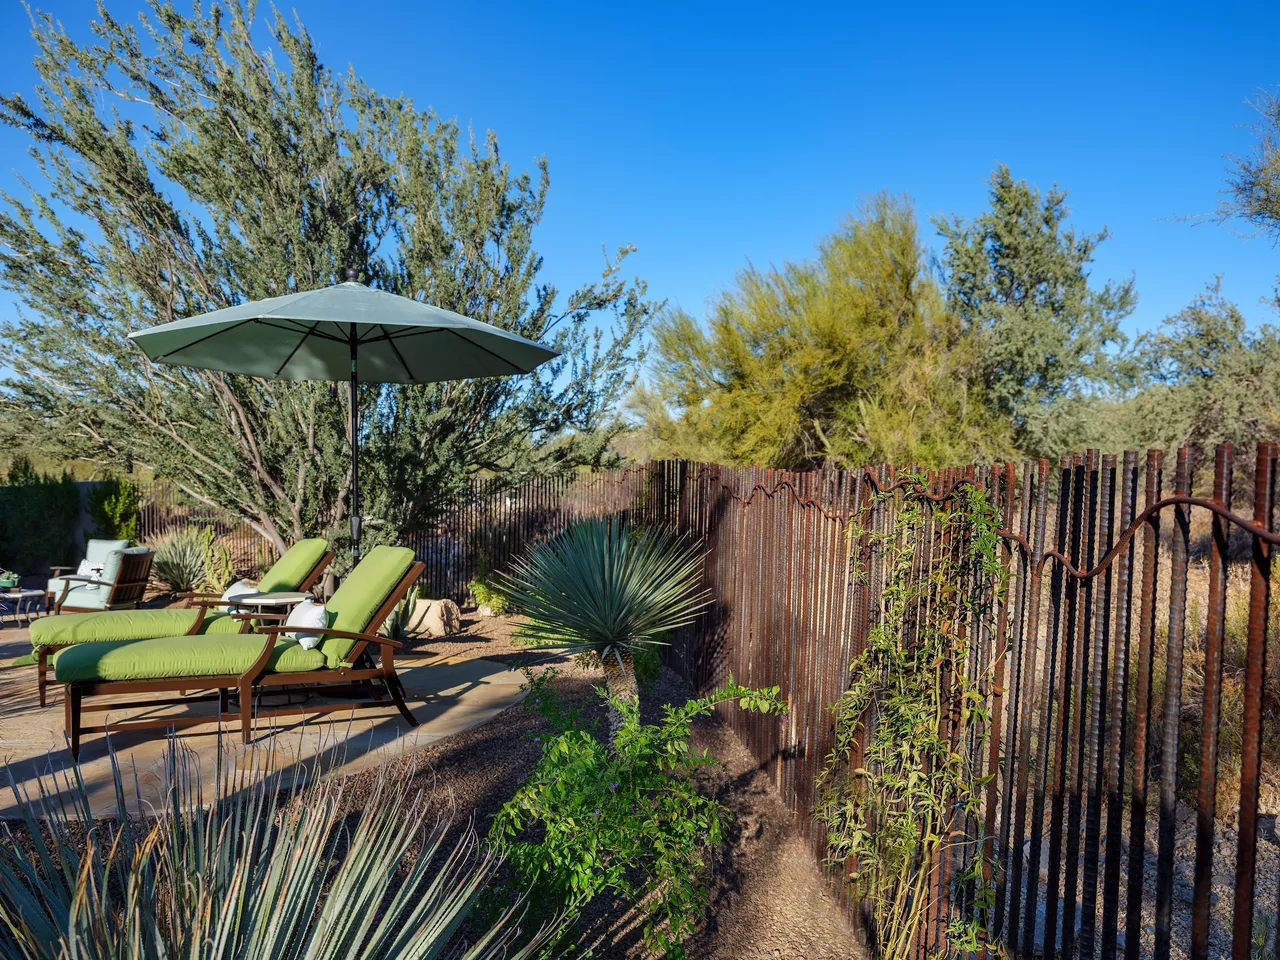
[254,319,347,344]
[153,318,255,360]
[273,321,320,377]
[442,329,526,373]
[380,325,417,382]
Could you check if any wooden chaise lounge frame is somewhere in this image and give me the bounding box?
[36,550,335,709]
[63,559,422,760]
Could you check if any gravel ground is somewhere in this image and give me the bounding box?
[342,615,865,960]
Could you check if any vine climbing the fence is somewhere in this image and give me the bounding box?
[815,479,1007,959]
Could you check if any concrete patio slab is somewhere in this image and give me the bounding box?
[0,619,528,817]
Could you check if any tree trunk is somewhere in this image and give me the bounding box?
[602,648,638,745]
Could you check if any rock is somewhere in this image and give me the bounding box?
[408,598,462,637]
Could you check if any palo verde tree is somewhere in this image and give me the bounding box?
[936,165,1137,459]
[631,194,1012,470]
[0,0,654,554]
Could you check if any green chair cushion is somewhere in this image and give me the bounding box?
[52,584,142,612]
[257,538,330,592]
[47,576,79,597]
[53,634,325,683]
[98,545,151,589]
[84,539,129,566]
[31,608,241,649]
[320,545,415,667]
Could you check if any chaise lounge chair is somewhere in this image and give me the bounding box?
[55,545,424,759]
[30,538,334,707]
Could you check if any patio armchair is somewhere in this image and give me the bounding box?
[46,539,131,610]
[51,546,154,616]
[55,545,424,759]
[29,537,334,707]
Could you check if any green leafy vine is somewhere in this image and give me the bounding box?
[815,479,1007,960]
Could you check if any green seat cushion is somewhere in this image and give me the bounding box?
[257,538,330,592]
[319,545,415,667]
[31,608,241,649]
[53,634,325,684]
[52,584,143,612]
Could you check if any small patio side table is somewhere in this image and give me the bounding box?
[0,589,45,627]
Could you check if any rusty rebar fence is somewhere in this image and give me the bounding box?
[436,447,1277,960]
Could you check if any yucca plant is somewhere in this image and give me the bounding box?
[149,525,209,594]
[0,740,551,960]
[496,518,709,741]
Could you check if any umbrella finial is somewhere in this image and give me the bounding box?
[343,265,361,283]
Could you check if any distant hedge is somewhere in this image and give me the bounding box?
[0,458,81,576]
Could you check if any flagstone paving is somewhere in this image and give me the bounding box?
[0,618,528,817]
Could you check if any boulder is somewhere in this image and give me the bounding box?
[408,598,462,637]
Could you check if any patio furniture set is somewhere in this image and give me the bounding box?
[20,536,426,759]
[12,268,559,762]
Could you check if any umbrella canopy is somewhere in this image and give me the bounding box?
[129,271,559,559]
[127,277,557,383]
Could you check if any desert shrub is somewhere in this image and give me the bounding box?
[491,670,785,958]
[86,475,141,541]
[149,526,209,593]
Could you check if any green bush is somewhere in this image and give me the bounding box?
[490,671,785,958]
[0,457,80,574]
[0,738,551,959]
[86,476,141,541]
[469,576,511,615]
[150,526,209,593]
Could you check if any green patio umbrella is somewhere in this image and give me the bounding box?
[128,268,559,560]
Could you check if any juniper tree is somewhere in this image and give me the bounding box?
[0,0,653,554]
[936,165,1137,459]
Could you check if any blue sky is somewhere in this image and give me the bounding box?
[2,0,1279,344]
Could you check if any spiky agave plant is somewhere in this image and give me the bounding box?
[0,740,550,960]
[497,518,709,742]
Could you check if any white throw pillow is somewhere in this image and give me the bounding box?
[220,578,257,613]
[284,599,328,650]
[76,559,104,587]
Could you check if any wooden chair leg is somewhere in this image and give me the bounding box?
[385,672,418,727]
[218,688,229,715]
[38,649,48,707]
[66,686,82,761]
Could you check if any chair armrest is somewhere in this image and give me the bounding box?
[56,574,113,589]
[253,625,404,649]
[49,566,75,575]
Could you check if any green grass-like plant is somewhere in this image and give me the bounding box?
[0,740,550,960]
[496,518,709,739]
[149,525,209,594]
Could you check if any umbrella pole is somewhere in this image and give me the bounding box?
[349,327,361,562]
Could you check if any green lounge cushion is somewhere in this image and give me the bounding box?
[31,608,241,649]
[257,538,329,592]
[319,545,416,667]
[31,538,329,655]
[53,634,324,684]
